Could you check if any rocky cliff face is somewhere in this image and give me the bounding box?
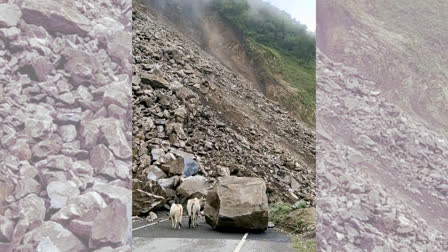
[132,1,315,215]
[317,49,448,250]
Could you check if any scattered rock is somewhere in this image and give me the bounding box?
[0,3,21,27]
[22,221,87,252]
[21,0,90,35]
[141,73,170,89]
[157,176,180,189]
[317,49,448,250]
[51,191,106,223]
[14,178,41,200]
[58,125,78,143]
[18,194,46,224]
[0,216,14,242]
[165,157,184,176]
[89,200,129,249]
[183,158,199,177]
[215,166,230,177]
[132,179,166,215]
[107,30,131,62]
[176,175,209,199]
[47,181,80,209]
[146,212,158,223]
[90,144,114,174]
[151,148,165,161]
[144,166,167,181]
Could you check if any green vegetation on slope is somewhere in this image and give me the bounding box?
[292,237,316,252]
[269,201,311,233]
[212,0,315,63]
[211,0,316,125]
[269,201,316,251]
[247,40,315,123]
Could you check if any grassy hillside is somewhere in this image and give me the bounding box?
[212,0,316,125]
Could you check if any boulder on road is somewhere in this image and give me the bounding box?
[204,176,268,232]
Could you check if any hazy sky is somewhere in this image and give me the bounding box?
[263,0,316,32]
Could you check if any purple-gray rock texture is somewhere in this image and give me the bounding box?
[0,0,131,250]
[316,1,448,250]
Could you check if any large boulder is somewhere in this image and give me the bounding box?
[21,221,87,252]
[183,158,199,177]
[204,177,269,232]
[51,191,106,224]
[157,176,181,190]
[0,4,21,28]
[176,176,209,199]
[21,0,90,35]
[47,181,80,209]
[132,178,167,216]
[17,194,46,225]
[161,157,199,177]
[0,216,14,242]
[162,157,184,176]
[14,178,40,200]
[141,73,170,89]
[89,200,129,249]
[144,166,167,181]
[0,180,14,206]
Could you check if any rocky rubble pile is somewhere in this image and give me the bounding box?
[318,0,448,132]
[316,49,448,251]
[132,1,315,218]
[0,0,132,251]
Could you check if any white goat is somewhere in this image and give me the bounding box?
[187,198,201,228]
[169,203,183,229]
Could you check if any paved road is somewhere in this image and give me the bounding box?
[132,212,296,252]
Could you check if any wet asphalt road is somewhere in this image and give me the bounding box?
[132,212,296,252]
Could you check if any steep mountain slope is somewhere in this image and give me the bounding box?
[317,50,448,251]
[142,0,316,126]
[317,1,448,250]
[318,0,448,133]
[132,0,315,212]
